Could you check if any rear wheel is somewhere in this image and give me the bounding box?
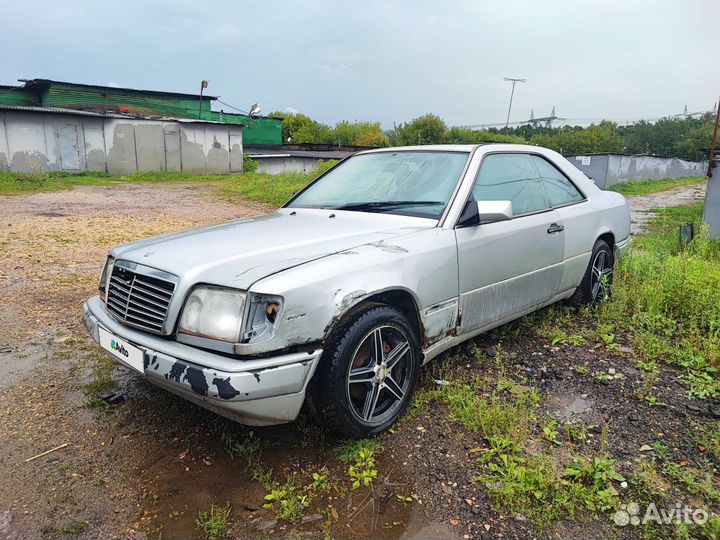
[309,304,420,438]
[569,239,614,305]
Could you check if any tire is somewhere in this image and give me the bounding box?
[308,303,421,438]
[569,239,614,306]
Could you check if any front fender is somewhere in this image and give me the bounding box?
[235,228,459,355]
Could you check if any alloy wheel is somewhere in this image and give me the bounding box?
[346,325,413,424]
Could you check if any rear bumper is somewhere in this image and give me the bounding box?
[614,236,631,260]
[82,295,322,426]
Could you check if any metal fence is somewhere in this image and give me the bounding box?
[567,154,706,189]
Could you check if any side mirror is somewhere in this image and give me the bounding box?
[477,200,513,222]
[457,200,513,227]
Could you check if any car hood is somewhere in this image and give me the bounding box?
[112,208,434,289]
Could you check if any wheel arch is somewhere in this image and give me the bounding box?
[596,230,615,252]
[324,286,424,347]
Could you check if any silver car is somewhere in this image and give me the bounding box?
[83,144,630,437]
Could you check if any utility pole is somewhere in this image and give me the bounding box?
[703,97,720,237]
[706,99,719,178]
[503,77,526,128]
[198,80,209,119]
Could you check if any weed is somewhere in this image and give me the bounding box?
[221,429,265,468]
[564,423,587,445]
[195,503,232,540]
[310,468,331,493]
[541,414,561,446]
[263,476,310,522]
[574,363,590,375]
[693,421,720,461]
[336,438,382,463]
[636,358,658,372]
[643,395,668,407]
[348,448,378,489]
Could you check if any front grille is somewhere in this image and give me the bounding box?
[106,263,176,334]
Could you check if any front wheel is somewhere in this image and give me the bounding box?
[569,238,614,305]
[309,304,420,438]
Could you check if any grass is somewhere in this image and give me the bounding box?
[607,176,706,196]
[195,503,232,540]
[0,160,337,207]
[596,203,720,399]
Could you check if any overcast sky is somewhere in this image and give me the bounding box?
[1,0,718,128]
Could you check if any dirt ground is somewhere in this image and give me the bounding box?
[0,183,717,540]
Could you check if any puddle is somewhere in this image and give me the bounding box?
[548,393,594,422]
[143,425,443,540]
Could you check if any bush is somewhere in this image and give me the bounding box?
[242,154,259,173]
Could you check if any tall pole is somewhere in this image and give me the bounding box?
[504,77,526,128]
[707,99,720,178]
[703,98,720,238]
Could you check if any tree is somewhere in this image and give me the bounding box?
[393,114,447,146]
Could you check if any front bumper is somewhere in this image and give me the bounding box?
[82,295,322,426]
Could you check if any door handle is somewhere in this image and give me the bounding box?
[547,223,564,234]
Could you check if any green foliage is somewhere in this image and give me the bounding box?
[267,112,389,147]
[263,476,310,523]
[242,153,259,173]
[389,114,447,146]
[347,448,378,490]
[596,203,720,399]
[336,438,382,463]
[562,456,626,493]
[195,503,232,540]
[477,449,623,524]
[436,377,538,446]
[445,127,525,144]
[215,160,338,207]
[221,429,265,468]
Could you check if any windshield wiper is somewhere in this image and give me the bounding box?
[332,200,445,212]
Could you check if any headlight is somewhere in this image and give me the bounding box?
[178,286,246,343]
[99,255,115,293]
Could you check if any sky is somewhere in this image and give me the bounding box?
[1,0,718,128]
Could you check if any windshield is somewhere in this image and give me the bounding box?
[286,151,470,219]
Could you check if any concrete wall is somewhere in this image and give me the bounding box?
[0,110,243,174]
[568,154,706,189]
[253,155,321,175]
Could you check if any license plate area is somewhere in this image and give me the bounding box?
[99,327,144,374]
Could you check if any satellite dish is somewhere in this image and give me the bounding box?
[249,103,262,117]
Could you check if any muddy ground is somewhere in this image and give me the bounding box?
[0,183,717,540]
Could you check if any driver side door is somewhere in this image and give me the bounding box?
[454,152,565,334]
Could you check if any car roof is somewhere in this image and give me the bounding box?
[356,144,480,154]
[355,143,558,155]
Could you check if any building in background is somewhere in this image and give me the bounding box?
[0,106,246,175]
[0,78,285,174]
[0,79,282,145]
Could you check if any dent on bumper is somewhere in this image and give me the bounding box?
[83,296,322,426]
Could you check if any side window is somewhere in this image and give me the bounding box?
[531,155,584,207]
[472,153,550,215]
